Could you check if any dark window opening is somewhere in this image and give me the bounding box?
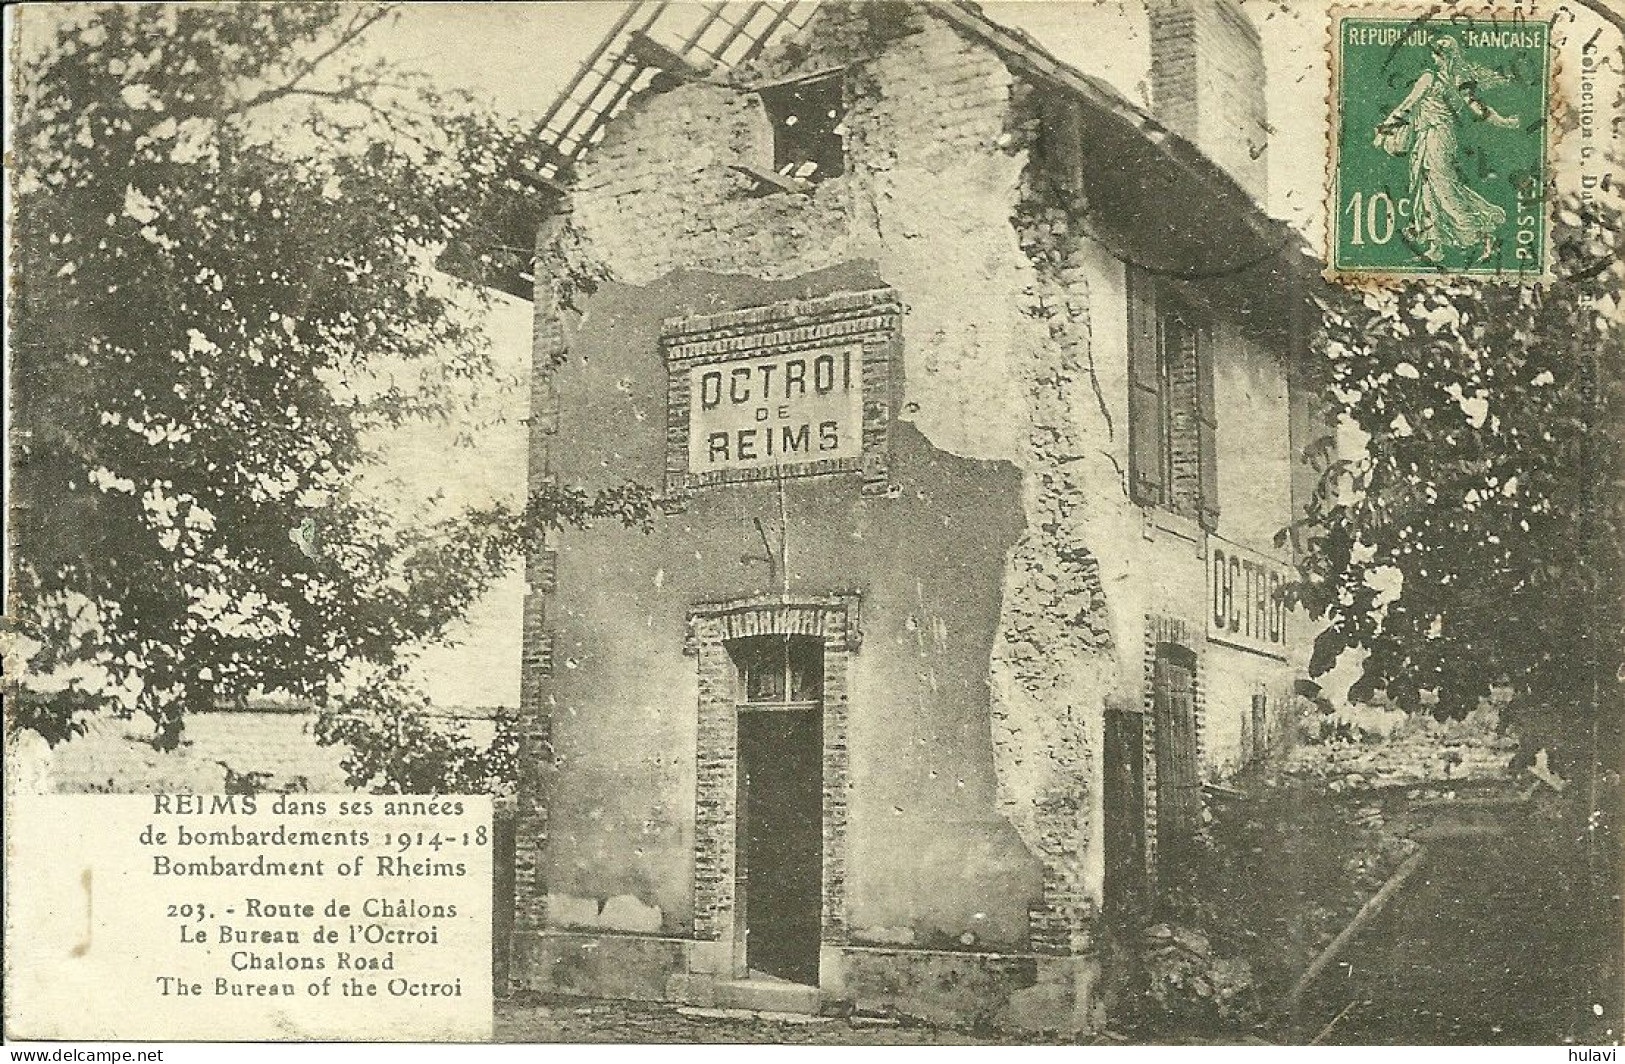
[732,635,823,705]
[759,73,846,183]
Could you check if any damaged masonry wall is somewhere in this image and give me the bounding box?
[522,0,1301,994]
[548,3,1128,950]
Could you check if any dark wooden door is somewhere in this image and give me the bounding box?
[1153,646,1201,881]
[738,708,823,985]
[1104,708,1148,923]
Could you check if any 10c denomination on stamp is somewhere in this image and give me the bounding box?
[1330,11,1552,281]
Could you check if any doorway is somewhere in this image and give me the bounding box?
[1152,643,1201,884]
[731,636,824,986]
[1103,707,1148,924]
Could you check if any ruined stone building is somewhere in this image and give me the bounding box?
[511,0,1321,1031]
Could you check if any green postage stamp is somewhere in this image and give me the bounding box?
[1330,12,1552,280]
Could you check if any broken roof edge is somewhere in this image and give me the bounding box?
[511,0,1324,298]
[927,0,1319,275]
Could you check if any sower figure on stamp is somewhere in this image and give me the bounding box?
[1376,36,1522,264]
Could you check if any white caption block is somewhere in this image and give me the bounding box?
[4,794,493,1041]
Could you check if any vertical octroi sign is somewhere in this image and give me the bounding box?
[1206,535,1292,659]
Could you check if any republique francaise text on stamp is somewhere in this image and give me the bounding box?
[1330,12,1552,280]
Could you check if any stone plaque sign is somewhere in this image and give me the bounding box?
[661,287,901,494]
[686,344,864,476]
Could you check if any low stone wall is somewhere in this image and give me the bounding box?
[24,710,352,794]
[833,945,1101,1033]
[515,931,691,1003]
[1275,707,1516,793]
[22,707,505,795]
[510,930,1104,1034]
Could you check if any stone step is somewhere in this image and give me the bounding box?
[714,977,821,1015]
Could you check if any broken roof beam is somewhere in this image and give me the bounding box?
[624,29,715,81]
[536,1,654,133]
[706,2,769,65]
[531,171,571,198]
[531,140,577,185]
[728,163,805,196]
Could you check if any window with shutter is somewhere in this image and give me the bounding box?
[1124,266,1220,524]
[1165,314,1200,517]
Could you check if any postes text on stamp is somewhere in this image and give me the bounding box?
[1330,12,1551,280]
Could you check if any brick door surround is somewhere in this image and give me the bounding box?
[685,593,860,965]
[1140,613,1206,889]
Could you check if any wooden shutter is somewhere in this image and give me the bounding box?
[1196,323,1219,530]
[1126,265,1164,506]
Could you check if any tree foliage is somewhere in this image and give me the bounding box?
[1296,193,1624,784]
[6,4,656,751]
[311,670,516,796]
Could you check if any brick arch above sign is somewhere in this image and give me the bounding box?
[661,288,901,496]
